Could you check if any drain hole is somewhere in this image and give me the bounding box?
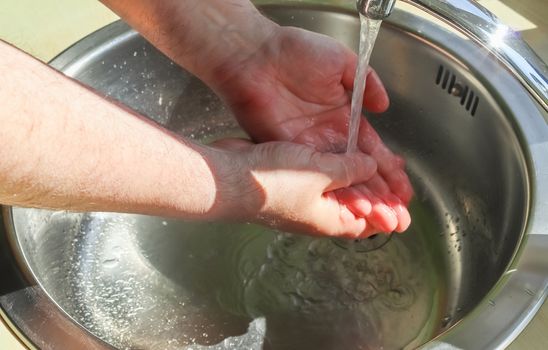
[471,96,479,116]
[441,70,451,89]
[447,74,456,93]
[435,65,480,117]
[460,85,469,105]
[466,90,475,111]
[436,65,443,85]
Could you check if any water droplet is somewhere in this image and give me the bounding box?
[441,315,452,327]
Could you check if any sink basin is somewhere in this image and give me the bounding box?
[1,3,547,350]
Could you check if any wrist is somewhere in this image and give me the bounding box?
[198,16,280,89]
[195,145,262,222]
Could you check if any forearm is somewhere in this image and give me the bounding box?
[0,41,228,219]
[100,0,277,86]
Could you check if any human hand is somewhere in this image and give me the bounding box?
[101,0,412,234]
[211,26,413,233]
[207,138,385,238]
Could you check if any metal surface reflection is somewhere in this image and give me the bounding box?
[400,0,548,111]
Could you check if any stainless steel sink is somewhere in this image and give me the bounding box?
[1,2,547,350]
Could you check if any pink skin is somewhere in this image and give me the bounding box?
[210,138,380,238]
[213,27,413,235]
[97,0,412,237]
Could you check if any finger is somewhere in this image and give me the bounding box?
[339,205,368,238]
[376,191,411,233]
[366,175,411,232]
[328,192,384,239]
[394,154,406,169]
[357,120,414,203]
[314,152,377,191]
[392,201,411,233]
[341,52,389,114]
[363,68,390,113]
[364,173,391,197]
[365,165,410,206]
[357,116,384,154]
[333,189,394,238]
[210,138,254,151]
[356,184,398,233]
[321,192,367,238]
[385,169,414,205]
[334,187,372,217]
[341,50,358,90]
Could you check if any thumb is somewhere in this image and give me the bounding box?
[313,152,377,191]
[316,192,368,238]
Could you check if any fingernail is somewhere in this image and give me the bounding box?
[394,204,412,233]
[341,205,356,223]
